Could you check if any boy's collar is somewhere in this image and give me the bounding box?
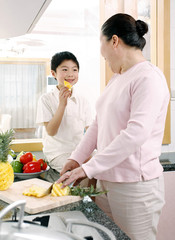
[70,88,77,103]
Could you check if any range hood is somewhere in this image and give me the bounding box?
[0,0,52,39]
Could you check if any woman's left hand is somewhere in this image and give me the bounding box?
[56,167,87,187]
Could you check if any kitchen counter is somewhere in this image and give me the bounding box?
[0,171,130,240]
[3,151,173,239]
[0,195,130,240]
[162,163,175,171]
[28,196,130,240]
[160,152,175,171]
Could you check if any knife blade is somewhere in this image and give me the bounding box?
[42,183,54,196]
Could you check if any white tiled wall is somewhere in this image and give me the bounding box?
[162,0,175,153]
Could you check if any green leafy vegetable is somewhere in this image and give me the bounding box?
[70,184,107,197]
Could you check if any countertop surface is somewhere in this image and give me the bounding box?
[160,152,175,171]
[0,193,130,240]
[0,171,130,240]
[1,153,175,239]
[2,151,175,240]
[28,196,130,240]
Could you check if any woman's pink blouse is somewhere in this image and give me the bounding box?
[69,61,170,182]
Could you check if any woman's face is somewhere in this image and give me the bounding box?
[100,34,116,72]
[100,34,110,60]
[51,60,79,86]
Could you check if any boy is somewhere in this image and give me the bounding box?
[36,51,92,181]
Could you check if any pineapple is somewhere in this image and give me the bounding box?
[64,80,72,90]
[0,129,15,190]
[23,185,48,198]
[23,183,70,198]
[51,183,70,197]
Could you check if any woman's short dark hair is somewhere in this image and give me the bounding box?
[51,51,79,71]
[101,13,148,50]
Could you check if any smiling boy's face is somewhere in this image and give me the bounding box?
[51,60,79,87]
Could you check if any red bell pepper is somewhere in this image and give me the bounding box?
[42,161,47,170]
[20,152,33,165]
[23,161,41,173]
[37,159,47,170]
[37,159,44,167]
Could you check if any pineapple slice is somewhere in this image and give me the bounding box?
[23,185,48,198]
[51,183,70,197]
[23,183,70,198]
[64,80,72,90]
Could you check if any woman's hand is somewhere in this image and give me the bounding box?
[56,166,87,187]
[60,159,80,176]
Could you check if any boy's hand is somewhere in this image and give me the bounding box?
[59,86,71,106]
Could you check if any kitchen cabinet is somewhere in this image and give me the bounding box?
[157,171,175,240]
[0,0,52,38]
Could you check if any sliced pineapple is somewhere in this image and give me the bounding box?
[23,185,48,198]
[51,183,70,197]
[64,80,72,90]
[23,183,70,198]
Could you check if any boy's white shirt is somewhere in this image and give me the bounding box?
[36,86,93,164]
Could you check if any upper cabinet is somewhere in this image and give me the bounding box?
[0,0,52,38]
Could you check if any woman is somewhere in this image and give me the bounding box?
[57,13,170,240]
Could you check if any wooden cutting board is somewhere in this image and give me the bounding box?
[0,178,81,214]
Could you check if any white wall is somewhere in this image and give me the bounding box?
[161,0,175,153]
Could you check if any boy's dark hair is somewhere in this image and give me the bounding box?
[51,51,79,71]
[101,13,148,51]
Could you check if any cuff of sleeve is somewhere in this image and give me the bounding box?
[81,160,97,179]
[68,150,88,166]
